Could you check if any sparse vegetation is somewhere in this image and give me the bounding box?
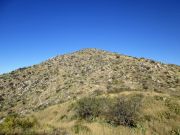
[0,114,38,135]
[0,49,180,134]
[165,98,180,115]
[72,123,91,134]
[171,128,180,135]
[106,95,143,127]
[75,97,107,120]
[75,95,143,127]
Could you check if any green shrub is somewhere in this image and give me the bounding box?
[106,95,143,127]
[75,97,107,120]
[0,114,38,135]
[75,95,143,127]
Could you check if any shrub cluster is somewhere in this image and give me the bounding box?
[106,95,142,127]
[75,97,109,120]
[75,95,143,127]
[0,114,38,135]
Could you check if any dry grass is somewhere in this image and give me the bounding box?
[27,92,180,135]
[0,49,180,135]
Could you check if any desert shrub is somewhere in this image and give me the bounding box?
[18,67,28,71]
[75,97,107,120]
[75,95,143,127]
[106,95,143,127]
[16,117,37,130]
[0,114,38,135]
[165,99,180,115]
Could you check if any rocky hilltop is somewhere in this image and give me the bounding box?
[0,48,180,115]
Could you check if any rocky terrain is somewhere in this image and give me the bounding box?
[0,48,180,135]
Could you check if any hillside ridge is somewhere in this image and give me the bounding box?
[0,48,180,115]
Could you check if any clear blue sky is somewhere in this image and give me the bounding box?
[0,0,180,74]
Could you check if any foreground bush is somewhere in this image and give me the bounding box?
[75,97,108,120]
[75,95,143,127]
[106,95,143,127]
[0,114,38,135]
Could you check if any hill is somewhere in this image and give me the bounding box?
[0,48,180,135]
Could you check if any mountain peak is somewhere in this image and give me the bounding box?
[75,48,109,54]
[0,49,179,115]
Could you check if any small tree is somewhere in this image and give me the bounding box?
[75,97,105,120]
[106,95,143,127]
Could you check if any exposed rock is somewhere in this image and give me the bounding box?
[0,48,179,114]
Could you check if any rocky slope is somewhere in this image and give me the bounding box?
[0,48,180,115]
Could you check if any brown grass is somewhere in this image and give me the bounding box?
[26,91,179,135]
